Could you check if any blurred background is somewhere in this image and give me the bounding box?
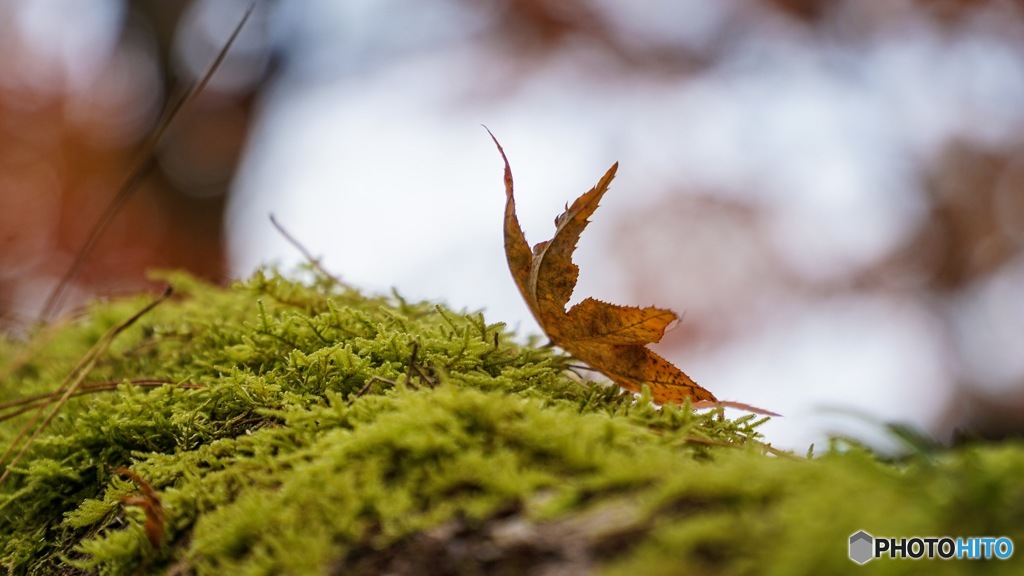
[2,0,1023,451]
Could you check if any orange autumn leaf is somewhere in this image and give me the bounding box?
[489,132,716,406]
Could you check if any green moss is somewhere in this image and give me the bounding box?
[0,269,1021,575]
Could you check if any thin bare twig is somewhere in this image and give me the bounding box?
[39,4,256,322]
[353,376,399,399]
[269,214,348,288]
[0,379,202,423]
[1,287,173,486]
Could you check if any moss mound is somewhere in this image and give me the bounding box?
[0,270,1021,575]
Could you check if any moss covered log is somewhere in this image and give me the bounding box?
[0,270,1021,575]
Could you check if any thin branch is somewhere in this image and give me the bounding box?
[39,4,256,322]
[269,214,348,287]
[1,287,173,486]
[0,379,202,423]
[353,376,399,399]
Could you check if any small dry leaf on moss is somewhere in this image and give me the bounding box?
[489,130,776,416]
[117,467,165,549]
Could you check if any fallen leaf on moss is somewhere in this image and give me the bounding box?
[489,130,777,416]
[117,467,165,549]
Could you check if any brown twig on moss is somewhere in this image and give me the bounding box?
[0,379,203,423]
[269,214,350,288]
[0,286,173,486]
[354,376,401,399]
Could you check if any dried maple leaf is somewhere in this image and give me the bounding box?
[489,131,717,406]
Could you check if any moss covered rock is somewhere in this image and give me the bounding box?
[0,270,1021,575]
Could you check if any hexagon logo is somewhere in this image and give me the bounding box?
[849,531,874,564]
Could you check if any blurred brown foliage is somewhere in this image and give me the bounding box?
[2,0,1022,441]
[0,1,265,328]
